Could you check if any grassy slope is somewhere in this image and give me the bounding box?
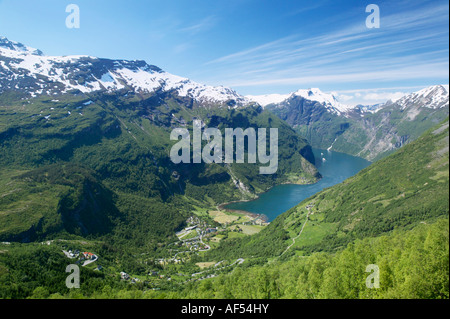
[165,120,449,299]
[0,112,447,299]
[175,218,448,299]
[206,119,449,260]
[280,119,449,256]
[268,96,449,161]
[0,91,319,246]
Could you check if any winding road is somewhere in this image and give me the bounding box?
[280,205,314,256]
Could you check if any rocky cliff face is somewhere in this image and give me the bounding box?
[264,85,449,161]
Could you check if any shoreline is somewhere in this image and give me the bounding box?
[217,201,261,219]
[217,148,328,220]
[217,176,322,222]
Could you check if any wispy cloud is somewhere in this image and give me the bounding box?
[282,1,329,17]
[334,85,427,94]
[333,84,448,106]
[226,62,448,87]
[199,1,449,92]
[334,90,410,106]
[173,42,192,54]
[178,15,217,35]
[361,91,406,102]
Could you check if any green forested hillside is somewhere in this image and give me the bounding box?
[175,219,448,299]
[0,116,447,299]
[206,120,449,261]
[2,215,445,299]
[169,120,449,299]
[267,90,449,161]
[0,91,319,246]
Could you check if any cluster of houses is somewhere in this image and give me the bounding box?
[62,249,99,269]
[120,271,141,283]
[186,216,201,225]
[176,215,219,241]
[205,227,217,234]
[63,249,80,259]
[184,241,208,251]
[81,251,96,261]
[63,249,97,260]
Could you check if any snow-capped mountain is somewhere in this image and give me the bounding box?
[264,84,449,161]
[355,103,386,114]
[0,36,44,56]
[346,85,449,116]
[0,37,250,107]
[396,85,449,110]
[247,88,354,115]
[245,93,292,107]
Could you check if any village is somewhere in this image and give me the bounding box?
[58,209,269,288]
[62,249,100,269]
[147,210,266,274]
[164,210,268,264]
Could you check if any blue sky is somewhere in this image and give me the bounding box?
[0,0,448,105]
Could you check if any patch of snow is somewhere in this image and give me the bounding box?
[246,93,291,107]
[293,88,354,114]
[396,85,449,110]
[1,37,251,107]
[357,103,386,114]
[247,88,354,115]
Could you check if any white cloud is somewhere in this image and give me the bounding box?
[178,16,217,35]
[173,43,192,54]
[197,1,449,93]
[331,87,426,106]
[337,94,354,102]
[225,62,449,88]
[362,92,407,102]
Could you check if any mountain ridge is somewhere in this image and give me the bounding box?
[206,118,449,261]
[0,36,252,108]
[0,36,321,245]
[264,85,449,161]
[247,87,354,115]
[248,85,449,114]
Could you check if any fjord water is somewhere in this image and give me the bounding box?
[225,149,371,222]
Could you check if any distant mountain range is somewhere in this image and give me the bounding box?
[0,36,448,301]
[2,36,448,163]
[0,36,252,108]
[0,36,320,242]
[260,85,449,161]
[247,88,355,115]
[248,85,449,115]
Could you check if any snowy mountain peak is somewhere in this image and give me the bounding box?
[247,87,353,115]
[292,88,353,113]
[245,93,292,107]
[355,103,386,114]
[0,36,250,107]
[396,85,449,110]
[0,36,43,56]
